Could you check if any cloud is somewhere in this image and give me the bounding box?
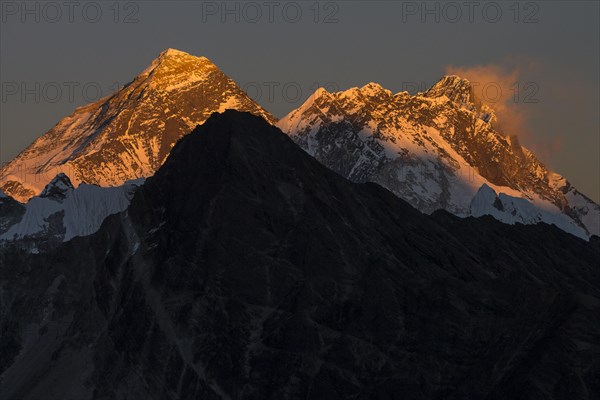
[444,62,538,143]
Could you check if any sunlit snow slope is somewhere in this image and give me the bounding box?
[0,173,142,244]
[278,77,599,238]
[0,49,276,202]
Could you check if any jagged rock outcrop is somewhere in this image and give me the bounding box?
[278,77,599,237]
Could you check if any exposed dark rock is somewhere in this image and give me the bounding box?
[39,173,74,200]
[0,193,25,235]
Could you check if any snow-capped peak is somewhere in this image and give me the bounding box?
[39,173,74,200]
[143,48,212,72]
[313,86,331,98]
[279,80,599,239]
[139,49,222,94]
[158,48,199,59]
[472,183,497,201]
[425,75,475,106]
[0,49,276,202]
[298,87,332,108]
[359,82,392,98]
[1,178,143,243]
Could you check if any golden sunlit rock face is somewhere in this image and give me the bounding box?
[1,49,598,239]
[278,76,599,238]
[0,49,276,203]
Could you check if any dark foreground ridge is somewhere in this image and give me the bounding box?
[1,110,599,400]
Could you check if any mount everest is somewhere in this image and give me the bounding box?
[0,49,598,241]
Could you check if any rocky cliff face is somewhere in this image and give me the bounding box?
[0,191,25,236]
[0,49,276,202]
[1,111,599,400]
[277,77,599,238]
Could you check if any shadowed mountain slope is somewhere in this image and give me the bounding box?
[1,111,598,400]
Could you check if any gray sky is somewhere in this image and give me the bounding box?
[1,1,599,201]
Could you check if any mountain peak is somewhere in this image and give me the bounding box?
[278,73,600,238]
[141,49,218,88]
[153,48,212,66]
[158,48,197,59]
[301,87,332,105]
[359,82,392,98]
[313,86,330,98]
[425,75,475,105]
[39,173,74,200]
[0,50,275,202]
[335,83,392,101]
